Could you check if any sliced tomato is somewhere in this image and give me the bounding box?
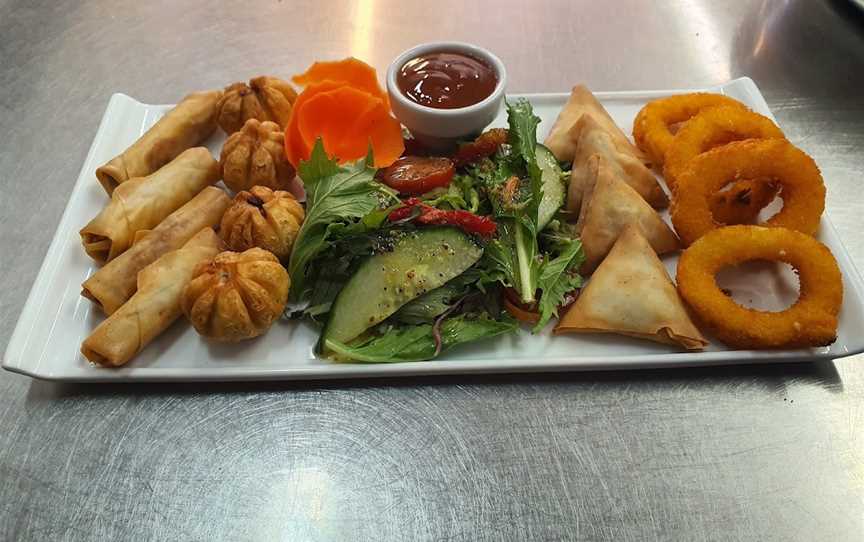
[378,156,455,195]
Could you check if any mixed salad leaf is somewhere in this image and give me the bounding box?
[288,140,397,302]
[290,100,584,362]
[472,100,584,330]
[324,314,517,363]
[479,100,544,306]
[536,232,585,331]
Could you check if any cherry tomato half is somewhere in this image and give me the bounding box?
[378,156,454,195]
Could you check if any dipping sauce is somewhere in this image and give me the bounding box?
[397,51,498,109]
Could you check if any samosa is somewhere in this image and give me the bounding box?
[543,84,647,164]
[568,115,667,214]
[577,156,679,272]
[555,225,707,350]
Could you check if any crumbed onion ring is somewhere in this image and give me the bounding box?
[663,105,784,191]
[672,105,783,225]
[677,225,842,349]
[633,93,747,166]
[671,139,825,246]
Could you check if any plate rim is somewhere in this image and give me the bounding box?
[5,77,864,382]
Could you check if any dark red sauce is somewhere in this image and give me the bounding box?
[397,51,497,109]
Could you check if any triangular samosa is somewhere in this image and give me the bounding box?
[569,115,668,214]
[555,225,707,350]
[577,157,679,272]
[543,84,648,164]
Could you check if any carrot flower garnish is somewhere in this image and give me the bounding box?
[285,58,403,168]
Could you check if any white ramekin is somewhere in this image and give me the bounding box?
[386,42,507,149]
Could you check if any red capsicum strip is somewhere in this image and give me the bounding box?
[388,198,497,237]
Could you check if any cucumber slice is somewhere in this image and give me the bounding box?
[321,227,483,349]
[536,143,566,229]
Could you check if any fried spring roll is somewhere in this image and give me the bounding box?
[81,147,219,263]
[81,186,231,315]
[96,90,222,195]
[81,228,223,366]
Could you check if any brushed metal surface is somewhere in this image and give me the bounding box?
[1,0,863,540]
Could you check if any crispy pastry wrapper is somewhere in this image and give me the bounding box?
[220,186,305,260]
[555,225,707,350]
[220,119,296,193]
[217,76,297,134]
[544,84,647,164]
[81,228,223,366]
[81,186,231,315]
[181,248,290,343]
[577,156,679,273]
[95,90,222,195]
[568,115,667,215]
[81,147,219,263]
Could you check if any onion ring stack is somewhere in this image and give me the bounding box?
[677,226,843,349]
[631,93,839,350]
[634,95,794,225]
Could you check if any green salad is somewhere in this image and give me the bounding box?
[287,100,584,362]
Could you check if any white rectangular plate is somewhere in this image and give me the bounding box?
[5,77,864,382]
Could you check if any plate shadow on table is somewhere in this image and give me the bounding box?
[22,357,844,404]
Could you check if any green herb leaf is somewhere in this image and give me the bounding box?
[478,100,544,304]
[422,174,483,213]
[390,285,459,324]
[324,314,517,362]
[391,268,483,324]
[506,99,543,223]
[288,139,396,301]
[300,224,410,321]
[534,237,585,332]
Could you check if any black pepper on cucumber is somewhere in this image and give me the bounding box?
[320,227,483,351]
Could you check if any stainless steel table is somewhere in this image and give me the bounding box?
[1,0,863,540]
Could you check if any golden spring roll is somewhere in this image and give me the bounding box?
[96,90,222,195]
[81,186,231,315]
[81,228,223,366]
[81,147,219,263]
